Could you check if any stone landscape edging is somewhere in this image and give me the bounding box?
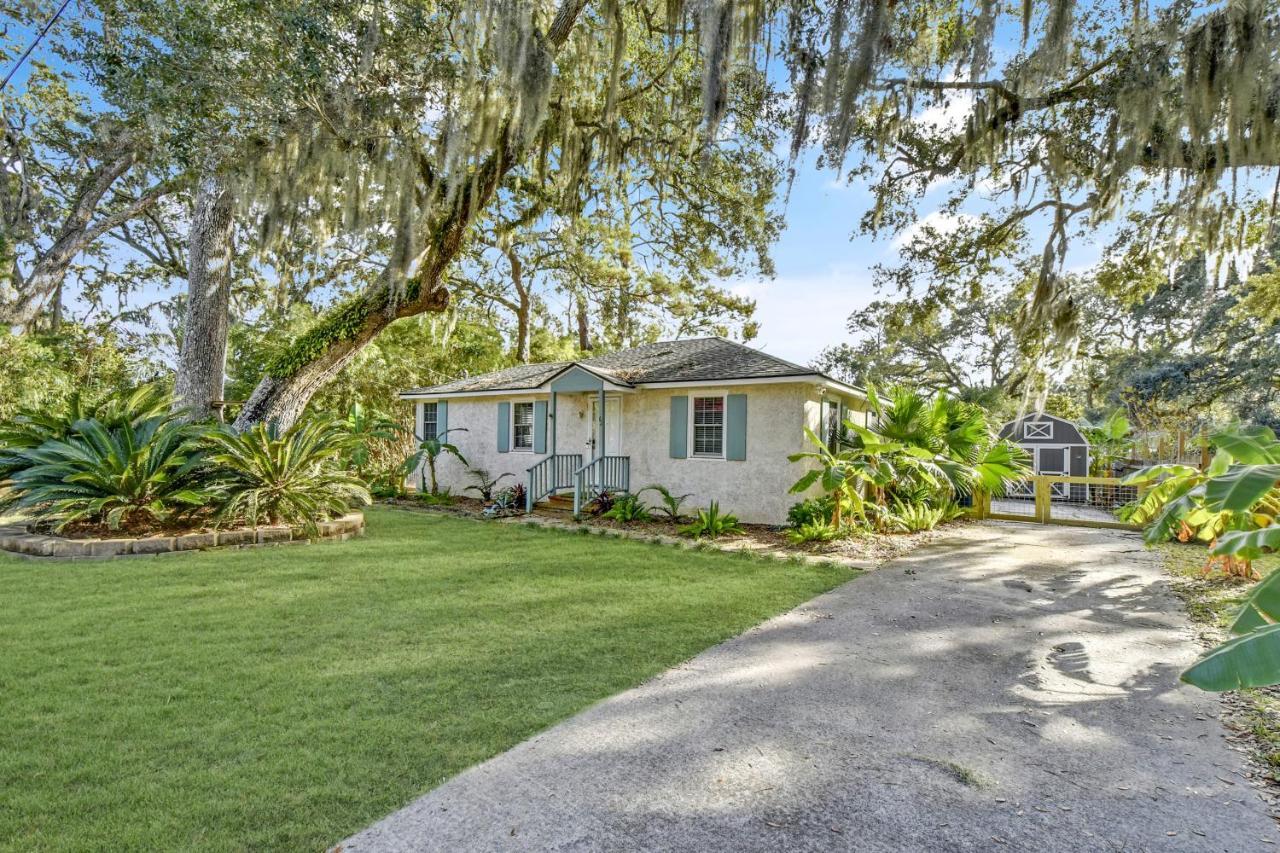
[0,512,365,560]
[495,512,878,570]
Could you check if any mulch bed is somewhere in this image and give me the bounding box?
[384,496,968,567]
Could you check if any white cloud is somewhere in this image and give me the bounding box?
[719,265,876,366]
[913,92,974,134]
[892,210,977,249]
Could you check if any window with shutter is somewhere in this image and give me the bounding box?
[692,396,725,457]
[512,402,534,450]
[422,403,438,441]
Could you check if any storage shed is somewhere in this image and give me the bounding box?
[998,414,1091,498]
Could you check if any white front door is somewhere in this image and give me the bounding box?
[589,397,622,456]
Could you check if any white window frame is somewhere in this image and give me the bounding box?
[511,400,535,452]
[1024,420,1053,439]
[689,394,727,459]
[824,399,843,450]
[421,402,438,441]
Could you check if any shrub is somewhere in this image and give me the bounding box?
[639,484,692,521]
[415,488,454,506]
[602,492,652,523]
[787,496,834,529]
[786,520,837,545]
[680,501,744,539]
[2,413,212,532]
[0,384,173,488]
[891,500,945,533]
[584,489,615,517]
[203,420,371,532]
[484,484,525,518]
[462,467,512,502]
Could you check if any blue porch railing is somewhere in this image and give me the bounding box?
[526,453,583,511]
[573,455,630,516]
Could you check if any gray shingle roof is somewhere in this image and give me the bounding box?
[402,337,827,396]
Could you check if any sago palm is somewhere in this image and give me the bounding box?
[204,420,371,531]
[2,413,211,531]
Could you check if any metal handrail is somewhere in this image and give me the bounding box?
[572,455,630,516]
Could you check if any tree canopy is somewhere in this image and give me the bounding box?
[0,0,1276,426]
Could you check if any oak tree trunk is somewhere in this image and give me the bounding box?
[1,147,166,333]
[576,293,591,351]
[506,248,531,363]
[231,1,587,430]
[174,171,235,421]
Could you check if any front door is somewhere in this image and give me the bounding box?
[589,397,621,456]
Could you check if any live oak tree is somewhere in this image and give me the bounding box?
[7,1,1277,427]
[815,286,1029,408]
[0,40,177,333]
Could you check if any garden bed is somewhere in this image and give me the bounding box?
[385,496,965,567]
[0,512,365,559]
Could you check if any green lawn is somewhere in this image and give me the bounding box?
[0,508,853,851]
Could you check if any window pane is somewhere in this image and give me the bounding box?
[692,397,724,455]
[513,402,534,449]
[422,403,438,440]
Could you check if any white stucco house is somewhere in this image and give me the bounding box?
[400,337,868,524]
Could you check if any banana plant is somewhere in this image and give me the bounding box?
[1182,566,1280,691]
[1082,409,1132,476]
[1129,427,1280,690]
[404,428,469,496]
[788,425,871,529]
[341,403,405,481]
[1123,426,1280,550]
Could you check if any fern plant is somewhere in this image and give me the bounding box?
[203,420,370,532]
[680,502,744,539]
[462,467,512,502]
[2,413,212,531]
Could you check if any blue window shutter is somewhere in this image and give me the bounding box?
[415,403,424,441]
[669,396,688,459]
[726,394,747,460]
[533,400,547,453]
[437,401,448,438]
[497,402,510,452]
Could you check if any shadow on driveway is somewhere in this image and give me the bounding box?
[337,522,1278,852]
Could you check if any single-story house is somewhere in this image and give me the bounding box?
[400,337,868,524]
[998,413,1090,499]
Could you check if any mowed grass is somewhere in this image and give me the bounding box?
[0,508,854,851]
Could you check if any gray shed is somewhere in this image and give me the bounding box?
[998,414,1090,499]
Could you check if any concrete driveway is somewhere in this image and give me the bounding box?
[337,522,1277,852]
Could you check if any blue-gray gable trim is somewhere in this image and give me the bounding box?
[548,365,607,393]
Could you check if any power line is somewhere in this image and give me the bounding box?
[1,0,73,92]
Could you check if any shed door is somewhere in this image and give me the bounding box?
[1036,447,1069,497]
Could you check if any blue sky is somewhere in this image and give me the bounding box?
[723,159,884,366]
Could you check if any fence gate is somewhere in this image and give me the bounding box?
[971,475,1142,531]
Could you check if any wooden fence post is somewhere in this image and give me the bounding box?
[1034,476,1051,524]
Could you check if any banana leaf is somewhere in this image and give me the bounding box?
[1212,426,1280,464]
[1212,526,1280,562]
[1181,623,1280,691]
[1226,568,1280,634]
[1203,464,1280,513]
